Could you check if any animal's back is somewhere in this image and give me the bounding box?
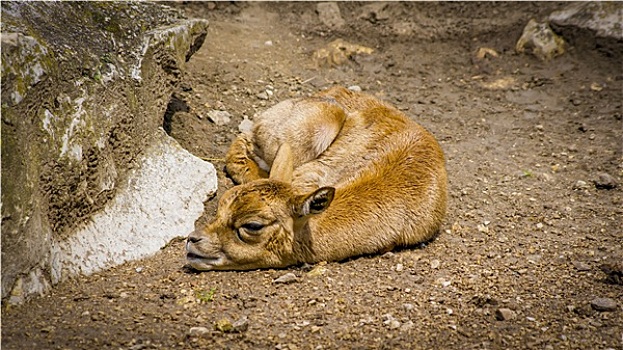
[288,87,448,262]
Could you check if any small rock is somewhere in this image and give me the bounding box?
[256,91,269,100]
[207,110,232,126]
[232,316,249,332]
[307,262,328,277]
[515,19,565,61]
[395,263,404,272]
[593,172,618,189]
[400,320,415,331]
[316,2,345,29]
[41,326,55,333]
[273,272,298,284]
[189,326,210,337]
[495,308,516,321]
[347,85,362,92]
[573,180,590,190]
[475,47,499,60]
[214,318,234,332]
[412,275,424,284]
[381,313,395,322]
[403,303,415,312]
[430,259,441,269]
[388,320,401,329]
[591,297,618,312]
[477,224,490,233]
[359,2,391,23]
[572,261,591,271]
[264,40,273,46]
[312,39,374,67]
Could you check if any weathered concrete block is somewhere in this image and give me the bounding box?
[1,1,213,303]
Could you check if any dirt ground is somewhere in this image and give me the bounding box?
[2,2,622,349]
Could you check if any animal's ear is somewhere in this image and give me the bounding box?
[269,143,293,184]
[297,187,335,217]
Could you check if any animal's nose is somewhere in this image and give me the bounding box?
[187,231,204,244]
[187,236,201,244]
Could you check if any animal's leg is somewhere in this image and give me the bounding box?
[225,134,268,185]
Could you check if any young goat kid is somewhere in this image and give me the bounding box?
[186,86,447,270]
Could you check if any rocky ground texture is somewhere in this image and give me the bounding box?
[2,2,622,350]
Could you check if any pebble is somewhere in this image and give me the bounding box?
[572,261,591,271]
[590,297,618,312]
[273,272,298,284]
[593,172,618,189]
[307,262,328,277]
[214,318,233,332]
[430,259,441,269]
[400,320,415,331]
[348,85,362,92]
[403,303,414,312]
[495,308,516,321]
[359,2,391,22]
[189,326,210,337]
[256,91,269,100]
[388,320,401,329]
[232,316,249,332]
[207,110,232,126]
[573,180,589,190]
[395,263,404,272]
[316,2,345,29]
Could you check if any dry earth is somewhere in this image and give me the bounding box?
[2,2,622,350]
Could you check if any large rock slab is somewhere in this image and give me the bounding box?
[549,2,623,40]
[50,130,216,283]
[1,2,213,303]
[549,3,623,56]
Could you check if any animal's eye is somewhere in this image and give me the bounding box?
[240,222,264,232]
[236,222,266,243]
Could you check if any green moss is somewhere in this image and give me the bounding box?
[194,287,217,303]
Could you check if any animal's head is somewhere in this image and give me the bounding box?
[186,144,335,271]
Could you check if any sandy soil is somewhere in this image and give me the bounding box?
[2,2,622,350]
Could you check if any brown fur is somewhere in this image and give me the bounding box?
[186,86,447,270]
